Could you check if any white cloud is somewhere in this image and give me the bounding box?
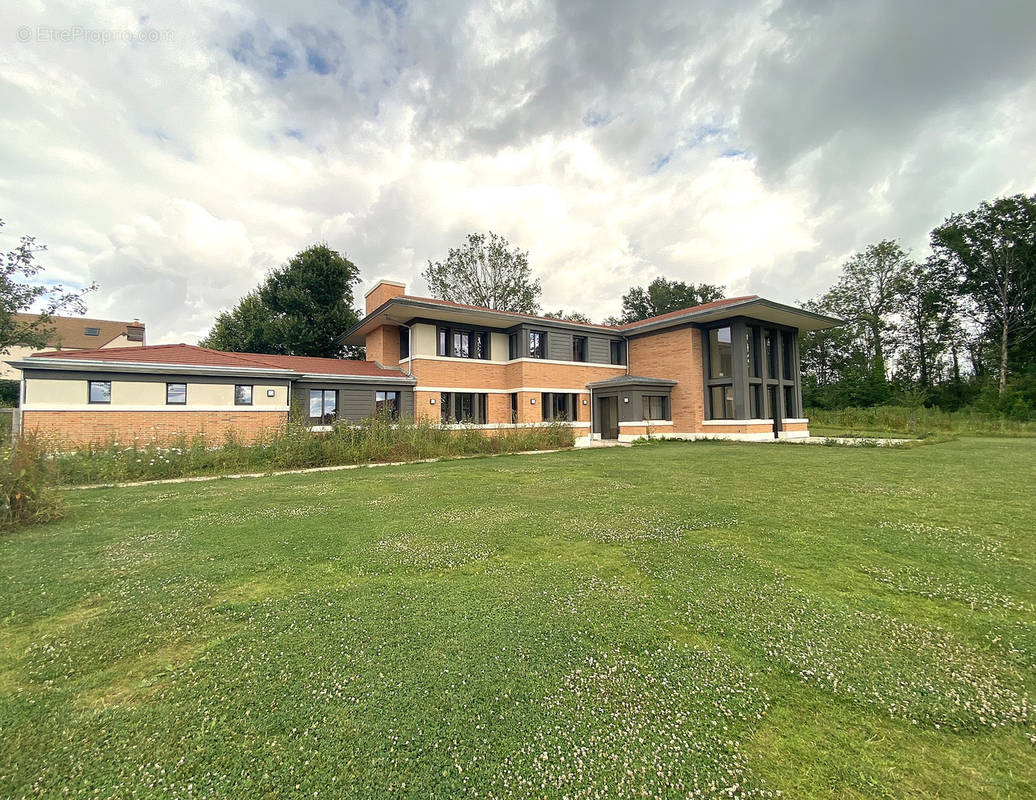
[1,0,1033,342]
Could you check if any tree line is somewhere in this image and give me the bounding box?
[800,194,1034,417]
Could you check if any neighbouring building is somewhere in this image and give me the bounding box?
[0,314,146,380]
[8,280,840,447]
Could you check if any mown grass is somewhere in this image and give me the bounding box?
[1,438,1033,798]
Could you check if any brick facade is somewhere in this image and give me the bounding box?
[21,410,288,448]
[627,327,705,433]
[364,281,406,314]
[364,324,401,366]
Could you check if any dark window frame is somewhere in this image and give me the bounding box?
[87,380,111,404]
[528,330,546,359]
[309,389,338,423]
[234,384,253,406]
[165,382,187,405]
[609,339,626,366]
[398,327,410,360]
[642,394,669,421]
[437,326,492,360]
[375,390,400,419]
[572,335,588,362]
[84,326,101,337]
[439,392,488,424]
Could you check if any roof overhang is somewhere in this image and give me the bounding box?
[7,357,415,384]
[340,298,618,345]
[587,375,679,390]
[623,298,842,335]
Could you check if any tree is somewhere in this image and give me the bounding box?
[0,218,94,354]
[931,194,1036,396]
[620,277,725,323]
[422,232,541,313]
[543,309,592,323]
[201,244,361,358]
[822,240,910,386]
[895,256,961,390]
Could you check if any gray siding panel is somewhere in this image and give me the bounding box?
[548,331,572,361]
[294,382,415,423]
[588,336,612,364]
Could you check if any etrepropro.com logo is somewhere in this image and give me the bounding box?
[16,25,175,44]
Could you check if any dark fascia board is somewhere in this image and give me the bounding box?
[587,375,678,389]
[7,358,414,384]
[339,298,620,345]
[622,298,843,335]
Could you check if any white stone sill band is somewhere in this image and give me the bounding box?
[308,421,592,433]
[618,420,674,427]
[701,418,808,426]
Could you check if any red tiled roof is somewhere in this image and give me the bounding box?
[27,343,405,377]
[389,293,758,330]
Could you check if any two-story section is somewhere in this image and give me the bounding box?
[345,281,840,441]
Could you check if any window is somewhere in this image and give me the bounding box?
[453,330,471,358]
[784,385,796,418]
[782,331,795,380]
[642,395,668,420]
[234,385,253,406]
[126,326,144,342]
[572,336,587,362]
[375,390,399,419]
[528,330,546,359]
[710,385,735,420]
[166,383,187,405]
[88,380,111,404]
[473,331,489,359]
[764,331,777,379]
[440,392,487,424]
[399,327,410,359]
[84,327,100,337]
[510,393,519,424]
[541,393,575,421]
[709,327,733,379]
[746,327,760,378]
[749,384,762,419]
[309,389,337,423]
[609,340,626,366]
[438,327,490,359]
[509,333,519,360]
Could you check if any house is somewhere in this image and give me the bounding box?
[8,280,840,446]
[0,314,146,380]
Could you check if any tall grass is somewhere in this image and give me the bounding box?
[34,416,576,486]
[0,435,65,530]
[806,405,1036,437]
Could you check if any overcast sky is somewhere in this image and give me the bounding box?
[2,0,1035,343]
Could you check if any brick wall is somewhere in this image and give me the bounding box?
[365,324,401,366]
[21,410,288,448]
[364,281,405,314]
[627,327,705,434]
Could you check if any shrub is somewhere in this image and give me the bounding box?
[37,416,576,486]
[805,405,1036,437]
[0,435,63,531]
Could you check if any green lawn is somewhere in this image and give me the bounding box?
[1,438,1033,799]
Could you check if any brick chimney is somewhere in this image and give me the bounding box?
[364,280,406,315]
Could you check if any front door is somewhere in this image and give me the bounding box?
[598,396,619,439]
[769,386,782,439]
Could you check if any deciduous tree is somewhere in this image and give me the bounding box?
[422,232,541,313]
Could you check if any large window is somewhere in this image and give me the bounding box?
[764,331,777,379]
[572,336,587,362]
[438,327,491,359]
[309,389,337,423]
[375,390,399,419]
[709,327,733,379]
[528,330,546,359]
[710,385,735,419]
[783,385,796,418]
[88,380,111,404]
[510,393,519,423]
[541,392,576,421]
[235,385,253,406]
[749,384,762,419]
[399,327,410,359]
[642,395,669,420]
[782,331,795,380]
[746,328,760,378]
[509,333,519,360]
[609,340,626,365]
[166,383,187,405]
[440,392,487,424]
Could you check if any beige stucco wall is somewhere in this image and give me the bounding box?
[490,332,509,361]
[23,373,289,409]
[410,323,437,357]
